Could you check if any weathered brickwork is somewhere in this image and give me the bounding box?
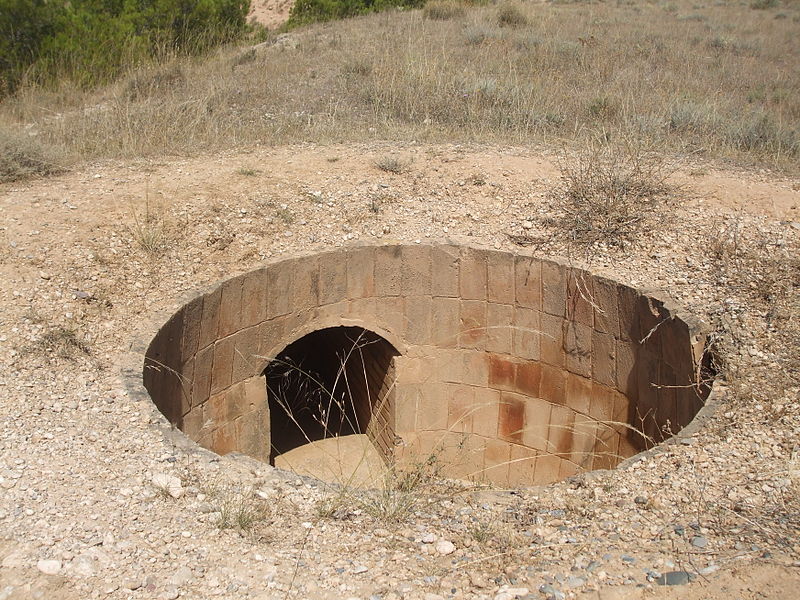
[143,243,710,487]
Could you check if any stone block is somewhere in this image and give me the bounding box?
[589,384,615,423]
[507,445,537,487]
[210,335,236,395]
[591,424,620,471]
[515,361,541,397]
[459,350,490,387]
[565,373,592,415]
[218,275,244,338]
[570,413,598,470]
[534,453,561,485]
[486,303,513,354]
[210,421,237,456]
[416,382,449,430]
[376,296,405,339]
[483,439,511,486]
[375,245,402,297]
[488,354,516,391]
[448,385,475,433]
[459,247,487,300]
[289,255,320,312]
[347,297,377,322]
[181,407,205,439]
[459,300,487,350]
[394,383,419,433]
[593,276,620,337]
[547,404,575,457]
[401,245,432,296]
[498,391,525,443]
[566,269,594,327]
[267,259,292,318]
[318,250,348,306]
[198,287,221,350]
[431,297,460,348]
[617,284,641,342]
[487,251,515,304]
[231,325,261,383]
[592,330,616,387]
[522,397,551,452]
[404,295,432,345]
[472,388,500,437]
[181,296,204,358]
[512,306,541,361]
[179,357,195,416]
[558,458,579,479]
[564,321,592,378]
[192,345,214,408]
[241,269,268,330]
[540,313,564,367]
[257,317,286,361]
[346,246,375,299]
[431,245,460,297]
[514,256,542,310]
[615,340,638,398]
[540,364,566,405]
[542,260,567,317]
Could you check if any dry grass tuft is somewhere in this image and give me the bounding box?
[423,0,467,20]
[0,128,65,182]
[497,2,528,27]
[374,155,411,174]
[545,140,676,248]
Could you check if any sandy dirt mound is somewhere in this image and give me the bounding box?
[248,0,294,29]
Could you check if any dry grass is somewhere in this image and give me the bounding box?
[0,0,796,172]
[0,127,66,182]
[546,140,676,248]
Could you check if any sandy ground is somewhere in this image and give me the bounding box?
[0,143,799,599]
[249,0,294,29]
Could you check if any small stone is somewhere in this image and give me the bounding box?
[566,575,585,588]
[158,586,180,600]
[122,579,142,591]
[698,565,719,575]
[421,533,436,544]
[352,565,368,574]
[37,559,61,575]
[634,496,648,505]
[151,473,184,499]
[538,583,565,600]
[691,536,708,548]
[435,540,455,556]
[170,566,194,586]
[424,594,445,600]
[655,571,692,586]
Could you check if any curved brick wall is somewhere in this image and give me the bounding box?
[143,243,711,487]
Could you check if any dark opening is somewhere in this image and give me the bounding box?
[264,326,399,465]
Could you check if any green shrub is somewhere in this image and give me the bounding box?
[0,0,251,95]
[288,0,425,26]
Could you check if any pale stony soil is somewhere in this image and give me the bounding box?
[0,143,799,600]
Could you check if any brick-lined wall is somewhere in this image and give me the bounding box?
[143,242,710,487]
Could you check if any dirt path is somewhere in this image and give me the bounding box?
[0,143,798,599]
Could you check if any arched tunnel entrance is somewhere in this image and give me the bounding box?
[264,326,399,466]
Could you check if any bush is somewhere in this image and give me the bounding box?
[0,129,64,182]
[497,2,528,27]
[423,0,467,20]
[0,0,251,95]
[288,0,425,26]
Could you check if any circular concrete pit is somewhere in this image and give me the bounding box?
[142,243,713,487]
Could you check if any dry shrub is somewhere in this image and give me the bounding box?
[545,141,674,247]
[0,128,65,182]
[424,0,467,20]
[497,2,528,27]
[123,63,185,101]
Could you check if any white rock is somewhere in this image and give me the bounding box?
[421,533,436,544]
[170,566,194,586]
[151,473,184,499]
[36,559,62,575]
[435,540,455,555]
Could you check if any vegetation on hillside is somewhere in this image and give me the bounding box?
[0,0,798,180]
[288,0,425,26]
[0,0,252,95]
